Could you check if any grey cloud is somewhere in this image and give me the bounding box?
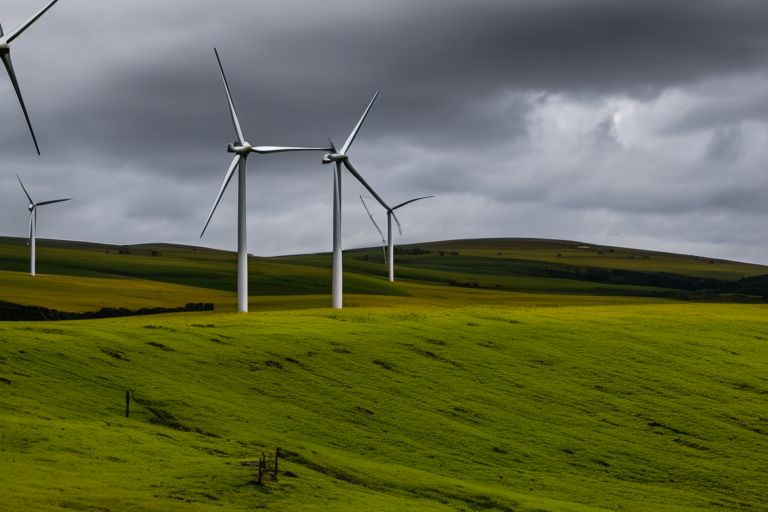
[585,117,621,151]
[705,126,743,162]
[2,0,768,263]
[662,82,768,135]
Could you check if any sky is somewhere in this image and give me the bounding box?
[2,0,768,262]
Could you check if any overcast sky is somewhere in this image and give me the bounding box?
[2,0,768,262]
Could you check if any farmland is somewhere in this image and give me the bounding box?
[1,237,767,511]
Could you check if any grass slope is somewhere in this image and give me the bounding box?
[411,239,768,280]
[1,237,766,510]
[2,236,767,313]
[1,304,767,511]
[0,270,236,313]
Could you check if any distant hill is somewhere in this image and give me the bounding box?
[1,236,767,313]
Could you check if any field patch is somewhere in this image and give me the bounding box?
[1,303,767,510]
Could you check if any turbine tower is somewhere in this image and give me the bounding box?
[1,0,62,155]
[200,48,326,313]
[361,195,434,282]
[17,175,71,276]
[322,92,390,309]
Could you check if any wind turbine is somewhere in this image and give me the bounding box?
[1,0,62,155]
[200,48,326,313]
[361,195,434,282]
[322,92,390,309]
[17,175,71,277]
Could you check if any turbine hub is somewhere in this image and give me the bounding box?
[227,141,253,156]
[28,204,34,212]
[322,153,348,164]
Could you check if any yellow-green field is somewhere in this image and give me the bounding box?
[1,237,767,511]
[1,304,767,511]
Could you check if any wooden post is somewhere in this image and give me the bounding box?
[257,453,266,485]
[125,390,130,418]
[273,447,280,482]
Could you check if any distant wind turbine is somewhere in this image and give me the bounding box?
[17,175,71,277]
[323,92,390,309]
[200,48,326,313]
[1,0,62,155]
[361,195,434,282]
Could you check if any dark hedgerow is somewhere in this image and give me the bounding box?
[0,301,214,322]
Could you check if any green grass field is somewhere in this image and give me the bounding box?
[1,237,767,510]
[2,304,767,511]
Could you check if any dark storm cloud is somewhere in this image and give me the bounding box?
[2,0,768,262]
[18,0,768,161]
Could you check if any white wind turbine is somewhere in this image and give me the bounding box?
[322,92,390,309]
[1,0,62,155]
[17,175,71,276]
[361,195,434,282]
[200,48,326,313]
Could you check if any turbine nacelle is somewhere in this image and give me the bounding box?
[322,153,348,165]
[28,203,34,212]
[227,141,252,156]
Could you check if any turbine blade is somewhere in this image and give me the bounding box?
[340,91,379,155]
[1,52,40,155]
[393,195,435,211]
[36,198,71,207]
[359,194,376,219]
[5,0,60,44]
[327,137,337,153]
[16,174,33,204]
[251,146,327,154]
[342,160,389,211]
[214,48,245,145]
[360,195,385,243]
[392,211,403,236]
[0,20,4,37]
[200,155,241,238]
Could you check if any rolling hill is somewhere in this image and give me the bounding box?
[1,237,767,511]
[2,304,767,511]
[1,236,768,314]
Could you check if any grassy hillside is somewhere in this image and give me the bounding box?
[1,304,767,511]
[1,236,767,313]
[1,238,767,510]
[411,238,767,280]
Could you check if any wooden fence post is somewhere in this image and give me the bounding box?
[257,453,266,485]
[273,447,280,482]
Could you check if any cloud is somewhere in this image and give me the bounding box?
[1,0,768,263]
